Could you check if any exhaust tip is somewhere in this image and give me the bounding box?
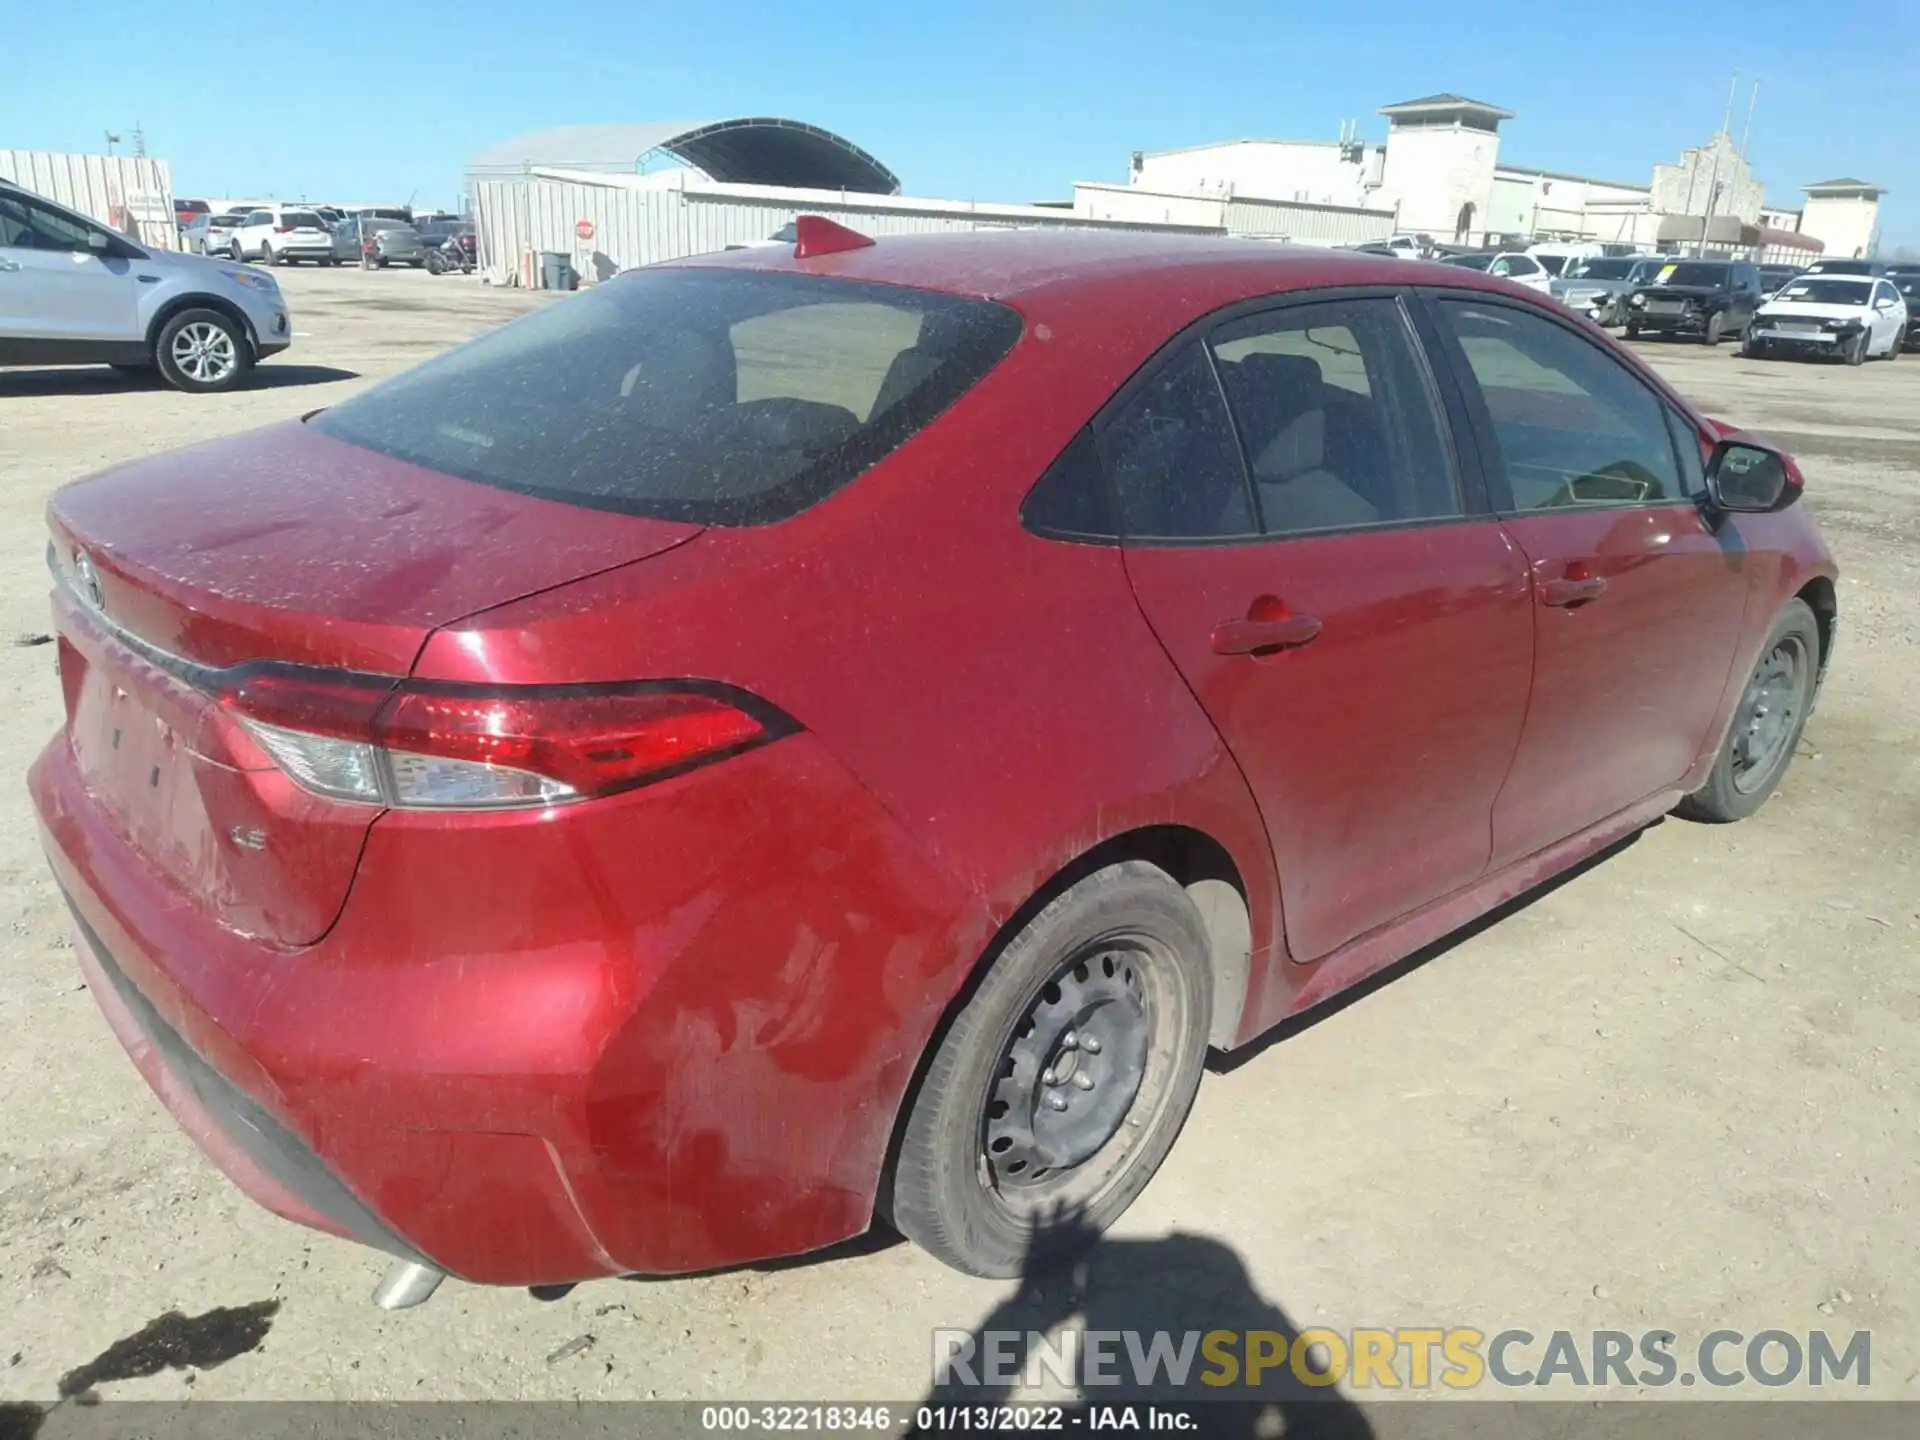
[372,1260,446,1311]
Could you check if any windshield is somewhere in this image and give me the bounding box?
[1770,278,1874,306]
[309,267,1024,526]
[1533,255,1569,276]
[1809,261,1874,275]
[1565,259,1636,281]
[1655,263,1731,289]
[1443,253,1497,271]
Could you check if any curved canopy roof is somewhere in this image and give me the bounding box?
[469,119,900,194]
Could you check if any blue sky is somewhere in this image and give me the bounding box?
[5,0,1914,248]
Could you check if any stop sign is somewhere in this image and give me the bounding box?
[575,217,595,242]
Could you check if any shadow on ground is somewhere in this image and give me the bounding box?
[0,365,357,396]
[914,1209,1372,1437]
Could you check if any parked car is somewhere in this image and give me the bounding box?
[230,207,338,266]
[1897,276,1920,351]
[1527,242,1606,278]
[1439,249,1555,293]
[194,212,248,256]
[1741,274,1909,363]
[173,198,211,230]
[0,179,290,392]
[1549,255,1651,326]
[30,224,1835,1298]
[1803,259,1885,278]
[1758,264,1806,298]
[350,206,414,224]
[1623,259,1762,343]
[342,217,426,267]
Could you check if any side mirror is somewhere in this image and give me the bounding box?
[1706,440,1799,514]
[86,230,112,254]
[1873,297,1895,310]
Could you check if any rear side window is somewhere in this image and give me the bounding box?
[310,268,1023,525]
[1209,298,1460,535]
[1097,346,1254,541]
[1439,300,1684,511]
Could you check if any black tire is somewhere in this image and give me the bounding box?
[1880,328,1901,361]
[230,242,247,263]
[1739,332,1764,359]
[1677,599,1820,824]
[886,861,1212,1278]
[1625,321,1641,340]
[264,244,279,267]
[1703,312,1725,345]
[1845,330,1867,366]
[425,251,444,275]
[376,257,390,269]
[153,308,252,394]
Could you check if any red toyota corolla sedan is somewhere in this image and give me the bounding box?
[31,221,1837,1302]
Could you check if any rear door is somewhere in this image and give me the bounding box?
[1426,293,1750,868]
[1113,293,1534,963]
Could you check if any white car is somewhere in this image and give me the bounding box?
[1439,250,1555,294]
[1742,274,1909,364]
[229,206,338,266]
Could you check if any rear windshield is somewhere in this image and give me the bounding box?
[1443,254,1497,271]
[281,211,323,228]
[1772,278,1873,305]
[1808,261,1873,275]
[310,267,1024,525]
[1657,263,1731,288]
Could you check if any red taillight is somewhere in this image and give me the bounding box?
[274,224,292,234]
[210,665,792,809]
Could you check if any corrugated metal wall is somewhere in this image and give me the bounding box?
[1221,196,1394,246]
[0,150,180,251]
[474,176,1247,286]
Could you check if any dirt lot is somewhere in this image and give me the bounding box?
[1,265,1916,1410]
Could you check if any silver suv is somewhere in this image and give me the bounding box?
[1,180,292,392]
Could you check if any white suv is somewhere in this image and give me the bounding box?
[230,206,337,266]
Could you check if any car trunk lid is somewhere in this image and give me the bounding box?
[47,420,703,947]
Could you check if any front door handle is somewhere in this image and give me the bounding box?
[0,259,21,272]
[1540,574,1608,607]
[1211,610,1323,656]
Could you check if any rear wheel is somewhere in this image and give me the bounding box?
[1677,599,1819,824]
[886,861,1212,1278]
[1880,328,1902,361]
[154,309,251,394]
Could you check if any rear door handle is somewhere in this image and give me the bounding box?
[1211,614,1323,655]
[1540,575,1608,607]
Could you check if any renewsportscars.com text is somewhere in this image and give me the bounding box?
[932,1326,1870,1391]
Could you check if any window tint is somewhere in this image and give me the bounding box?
[1098,346,1254,541]
[1021,429,1116,541]
[311,267,1023,526]
[1664,408,1705,497]
[281,211,323,228]
[1440,300,1684,511]
[1506,256,1543,277]
[247,210,271,224]
[0,193,95,252]
[1209,299,1459,535]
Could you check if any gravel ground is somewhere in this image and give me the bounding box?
[1,265,1916,1414]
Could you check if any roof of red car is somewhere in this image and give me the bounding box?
[678,227,1484,311]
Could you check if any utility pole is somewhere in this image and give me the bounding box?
[1697,73,1737,257]
[132,123,147,159]
[1741,79,1760,158]
[103,131,120,156]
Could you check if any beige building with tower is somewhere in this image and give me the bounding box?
[1101,92,1878,261]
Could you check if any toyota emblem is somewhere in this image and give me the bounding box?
[73,549,104,610]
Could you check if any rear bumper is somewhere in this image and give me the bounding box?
[31,726,983,1285]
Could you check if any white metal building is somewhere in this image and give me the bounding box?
[0,149,179,250]
[1797,180,1883,260]
[469,117,1398,286]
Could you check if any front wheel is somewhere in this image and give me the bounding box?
[1739,332,1765,359]
[1846,329,1868,366]
[154,308,252,394]
[1625,321,1641,340]
[1703,312,1725,345]
[1677,599,1820,824]
[886,861,1212,1278]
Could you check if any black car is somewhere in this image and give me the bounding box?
[1758,264,1806,297]
[1898,276,1920,351]
[1804,259,1885,277]
[1623,259,1763,344]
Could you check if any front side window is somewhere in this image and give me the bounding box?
[310,267,1023,526]
[1439,300,1684,511]
[1208,299,1460,535]
[0,193,97,252]
[1098,346,1254,541]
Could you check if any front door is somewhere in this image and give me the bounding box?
[1427,295,1751,868]
[0,189,139,347]
[1109,295,1535,963]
